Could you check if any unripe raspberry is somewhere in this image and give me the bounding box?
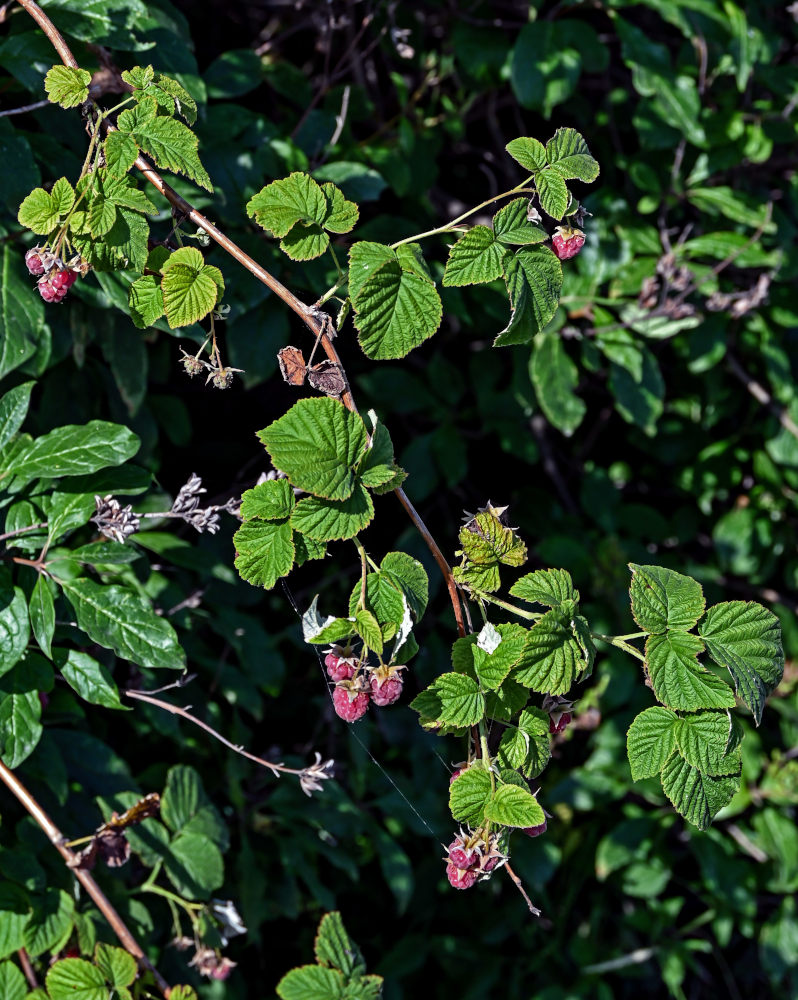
[521,820,547,838]
[332,684,369,722]
[25,248,46,275]
[549,711,572,734]
[370,673,403,706]
[551,226,585,261]
[325,652,354,681]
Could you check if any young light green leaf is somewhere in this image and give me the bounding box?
[348,241,396,300]
[495,248,563,347]
[104,131,140,177]
[505,137,548,172]
[29,575,55,659]
[529,331,585,436]
[646,632,736,712]
[55,649,125,710]
[535,169,570,219]
[314,911,366,977]
[320,182,359,234]
[17,187,64,235]
[354,609,383,654]
[240,479,296,520]
[545,127,600,182]
[492,199,548,245]
[353,260,442,360]
[514,605,595,695]
[45,959,106,1000]
[3,421,139,485]
[128,276,165,329]
[435,672,485,727]
[699,601,784,726]
[160,246,224,328]
[347,571,406,634]
[117,99,212,191]
[290,484,374,541]
[626,706,679,780]
[0,959,26,1000]
[259,398,368,501]
[279,223,329,261]
[94,944,137,989]
[61,579,186,670]
[0,382,34,451]
[442,226,505,287]
[660,754,739,831]
[458,509,527,571]
[0,691,41,768]
[484,782,545,828]
[472,623,527,690]
[380,552,428,620]
[496,707,551,778]
[676,711,742,776]
[509,568,577,608]
[629,563,706,634]
[233,519,295,590]
[276,965,347,1000]
[164,831,224,899]
[247,173,328,237]
[44,66,91,108]
[449,765,492,825]
[357,420,400,489]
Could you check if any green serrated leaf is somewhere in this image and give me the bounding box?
[354,609,383,654]
[17,187,62,235]
[535,169,570,219]
[321,182,359,234]
[55,649,125,710]
[357,420,398,488]
[660,754,739,831]
[44,65,91,108]
[395,243,434,282]
[505,137,548,172]
[128,275,164,328]
[247,172,328,237]
[676,711,742,776]
[314,911,365,977]
[160,246,223,328]
[94,944,137,988]
[492,199,548,245]
[510,568,577,607]
[496,707,551,778]
[449,765,492,825]
[240,479,296,520]
[276,965,347,1000]
[353,260,442,360]
[348,241,396,300]
[442,226,504,287]
[60,579,185,670]
[646,632,736,712]
[495,248,563,347]
[117,99,212,191]
[545,127,600,182]
[45,959,105,1000]
[259,398,367,501]
[87,194,117,238]
[279,223,329,261]
[435,672,485,727]
[484,782,545,828]
[0,959,26,1000]
[347,571,405,632]
[629,563,706,633]
[380,552,428,620]
[290,484,374,541]
[24,888,73,958]
[626,706,679,780]
[164,831,223,899]
[514,605,595,695]
[104,131,140,177]
[473,623,527,690]
[699,601,784,726]
[458,510,527,572]
[529,331,585,435]
[233,519,295,589]
[100,173,157,215]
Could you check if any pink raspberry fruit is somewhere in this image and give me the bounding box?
[37,269,77,303]
[446,863,479,890]
[549,711,572,734]
[332,684,369,722]
[522,820,548,838]
[449,768,464,785]
[370,674,403,707]
[25,248,46,275]
[325,652,354,681]
[447,839,478,870]
[551,226,585,261]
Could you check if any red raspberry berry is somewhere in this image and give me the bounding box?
[446,862,479,890]
[447,839,479,870]
[332,684,369,722]
[37,279,58,302]
[521,820,547,838]
[549,711,572,734]
[325,652,354,681]
[370,674,403,706]
[551,226,585,261]
[449,767,464,785]
[25,248,46,275]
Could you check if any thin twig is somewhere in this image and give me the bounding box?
[0,760,171,998]
[17,949,38,990]
[0,521,47,543]
[124,689,324,780]
[0,98,49,117]
[504,862,541,916]
[726,353,798,442]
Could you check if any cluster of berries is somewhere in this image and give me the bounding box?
[445,830,507,890]
[25,247,83,303]
[325,644,406,722]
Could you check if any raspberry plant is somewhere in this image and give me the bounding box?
[0,1,795,997]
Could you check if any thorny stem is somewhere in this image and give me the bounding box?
[0,758,172,997]
[123,688,329,781]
